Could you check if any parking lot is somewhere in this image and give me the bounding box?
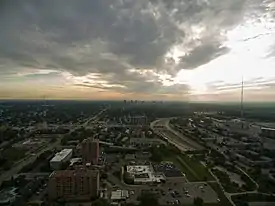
[153,162,184,178]
[158,180,219,205]
[121,178,219,205]
[105,153,219,205]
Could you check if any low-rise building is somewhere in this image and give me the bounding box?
[135,152,151,160]
[111,190,129,202]
[125,165,165,184]
[261,127,275,139]
[69,157,82,167]
[50,149,73,170]
[130,138,166,147]
[234,153,273,168]
[0,187,17,205]
[125,152,151,161]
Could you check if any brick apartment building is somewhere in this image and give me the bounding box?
[48,168,99,201]
[81,138,99,165]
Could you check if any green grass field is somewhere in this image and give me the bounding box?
[3,147,26,162]
[164,156,198,181]
[157,145,214,182]
[208,182,233,206]
[179,154,215,181]
[164,153,215,182]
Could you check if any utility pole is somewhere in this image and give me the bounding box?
[241,76,244,119]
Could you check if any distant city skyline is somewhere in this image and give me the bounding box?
[0,0,275,101]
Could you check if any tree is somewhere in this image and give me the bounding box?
[123,172,134,184]
[93,198,109,206]
[235,200,249,206]
[124,203,136,206]
[149,146,163,162]
[193,197,204,206]
[138,192,159,206]
[101,172,108,179]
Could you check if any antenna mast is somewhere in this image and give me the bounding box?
[241,76,244,119]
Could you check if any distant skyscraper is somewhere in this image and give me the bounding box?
[131,115,147,125]
[81,138,99,165]
[48,168,99,201]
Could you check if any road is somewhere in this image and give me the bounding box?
[151,117,266,206]
[0,108,107,186]
[0,138,60,186]
[164,119,204,150]
[150,118,203,151]
[236,166,259,191]
[151,118,237,206]
[81,108,107,128]
[151,119,191,151]
[208,168,236,206]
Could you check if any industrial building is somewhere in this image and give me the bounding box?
[50,149,73,170]
[48,168,99,201]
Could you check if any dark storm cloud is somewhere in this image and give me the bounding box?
[0,0,178,70]
[0,0,273,94]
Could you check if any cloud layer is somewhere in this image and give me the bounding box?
[0,0,275,100]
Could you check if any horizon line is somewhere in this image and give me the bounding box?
[0,98,274,104]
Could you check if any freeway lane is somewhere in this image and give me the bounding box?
[151,118,203,151]
[164,119,204,150]
[155,129,193,151]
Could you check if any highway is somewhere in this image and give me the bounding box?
[0,108,107,186]
[151,118,237,206]
[81,108,107,128]
[150,118,203,151]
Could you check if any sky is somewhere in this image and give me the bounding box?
[0,0,275,101]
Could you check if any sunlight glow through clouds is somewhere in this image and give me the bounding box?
[165,45,187,64]
[16,69,59,77]
[2,0,275,101]
[174,15,275,95]
[62,72,126,89]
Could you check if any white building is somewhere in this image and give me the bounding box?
[50,149,73,170]
[111,190,129,201]
[69,157,82,167]
[126,165,165,184]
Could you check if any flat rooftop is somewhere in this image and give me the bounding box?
[126,165,151,174]
[50,168,98,178]
[261,127,275,131]
[126,165,165,183]
[50,149,72,162]
[111,190,129,200]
